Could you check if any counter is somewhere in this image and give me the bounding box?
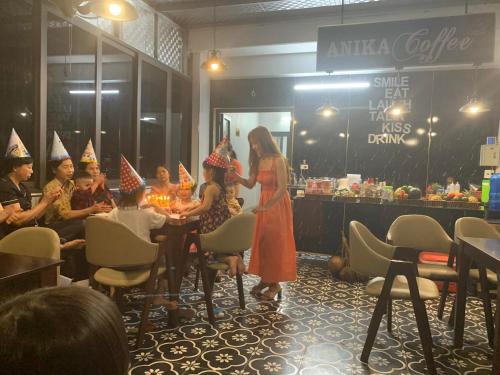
[293,196,484,254]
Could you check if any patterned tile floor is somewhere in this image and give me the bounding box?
[126,253,494,374]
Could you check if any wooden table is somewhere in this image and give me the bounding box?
[454,236,500,372]
[162,217,201,327]
[0,252,63,301]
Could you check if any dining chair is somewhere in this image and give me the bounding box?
[350,221,439,375]
[191,212,256,325]
[387,214,457,320]
[0,226,60,260]
[454,217,499,346]
[85,216,167,348]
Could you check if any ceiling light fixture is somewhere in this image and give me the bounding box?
[294,82,370,91]
[316,104,339,118]
[426,116,439,124]
[299,130,308,136]
[201,0,226,73]
[69,89,119,95]
[305,139,317,145]
[51,0,138,22]
[416,128,426,135]
[459,95,490,114]
[459,65,490,115]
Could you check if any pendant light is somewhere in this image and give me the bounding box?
[459,66,490,114]
[51,0,138,21]
[201,0,226,73]
[315,71,339,118]
[384,69,409,118]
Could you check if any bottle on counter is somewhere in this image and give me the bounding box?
[489,174,500,211]
[454,182,461,194]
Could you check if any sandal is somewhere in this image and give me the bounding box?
[259,284,282,301]
[250,281,270,297]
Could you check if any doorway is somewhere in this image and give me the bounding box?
[215,110,293,209]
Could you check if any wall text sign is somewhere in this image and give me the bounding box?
[317,13,495,71]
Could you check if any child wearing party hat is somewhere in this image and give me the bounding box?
[183,139,245,277]
[172,162,200,213]
[107,155,173,306]
[108,155,171,242]
[79,139,115,207]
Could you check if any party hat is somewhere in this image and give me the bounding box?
[80,139,98,163]
[204,138,230,169]
[50,131,70,161]
[179,162,196,189]
[119,155,145,194]
[5,129,31,159]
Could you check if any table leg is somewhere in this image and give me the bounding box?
[39,266,58,287]
[493,273,500,374]
[165,228,182,328]
[454,241,471,348]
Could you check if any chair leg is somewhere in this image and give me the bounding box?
[194,236,216,325]
[361,273,395,363]
[448,296,456,327]
[387,297,393,334]
[114,288,125,313]
[194,266,200,291]
[437,281,449,320]
[236,273,245,309]
[479,267,495,348]
[136,273,158,348]
[407,276,436,375]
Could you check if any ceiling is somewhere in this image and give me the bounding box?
[145,0,500,28]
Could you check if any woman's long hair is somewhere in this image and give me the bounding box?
[248,126,287,176]
[202,161,226,195]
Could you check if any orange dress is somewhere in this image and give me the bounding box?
[248,157,297,283]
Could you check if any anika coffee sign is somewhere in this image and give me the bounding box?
[317,13,495,71]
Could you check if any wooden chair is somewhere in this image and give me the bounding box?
[191,212,256,324]
[387,215,457,320]
[85,216,166,348]
[350,221,439,375]
[454,217,499,346]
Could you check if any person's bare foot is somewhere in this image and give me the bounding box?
[227,256,238,277]
[236,255,245,275]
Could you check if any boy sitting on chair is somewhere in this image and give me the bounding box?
[107,155,172,306]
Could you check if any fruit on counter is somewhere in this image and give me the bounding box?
[427,194,444,201]
[468,196,479,203]
[408,187,422,200]
[394,187,409,199]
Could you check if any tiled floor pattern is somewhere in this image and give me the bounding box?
[126,253,494,374]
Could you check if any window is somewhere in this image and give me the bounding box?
[0,1,34,160]
[140,62,167,179]
[100,42,133,179]
[170,75,191,180]
[47,14,96,165]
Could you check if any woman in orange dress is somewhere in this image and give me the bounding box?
[230,126,296,300]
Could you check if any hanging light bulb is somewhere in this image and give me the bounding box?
[201,0,227,73]
[384,69,410,118]
[201,50,227,73]
[384,100,409,119]
[459,65,490,115]
[459,96,490,114]
[78,0,138,21]
[316,104,339,118]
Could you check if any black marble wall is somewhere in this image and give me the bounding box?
[211,68,500,189]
